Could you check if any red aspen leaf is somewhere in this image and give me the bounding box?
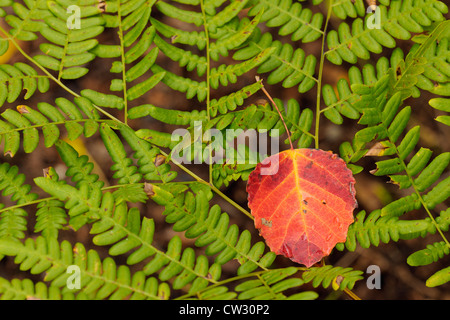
[246,148,357,267]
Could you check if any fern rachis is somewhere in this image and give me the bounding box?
[0,0,448,301]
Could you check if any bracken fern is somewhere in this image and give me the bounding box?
[0,0,448,300]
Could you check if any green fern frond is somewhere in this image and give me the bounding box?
[209,47,275,89]
[209,80,263,116]
[34,178,106,230]
[410,23,450,96]
[0,97,101,155]
[0,63,50,107]
[247,0,324,43]
[0,206,27,244]
[148,183,276,276]
[150,17,206,50]
[301,265,364,291]
[0,236,172,300]
[2,0,49,41]
[118,124,177,183]
[90,0,164,117]
[0,162,38,204]
[331,0,366,19]
[233,31,318,93]
[34,140,109,230]
[151,63,207,102]
[54,139,103,189]
[152,12,264,77]
[429,98,450,126]
[150,46,274,101]
[407,241,450,266]
[336,210,431,251]
[325,19,449,129]
[215,98,313,147]
[326,1,448,65]
[100,123,141,185]
[234,267,306,300]
[0,163,38,245]
[0,0,449,299]
[0,277,72,300]
[426,266,450,287]
[34,199,67,240]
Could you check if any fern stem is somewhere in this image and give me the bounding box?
[199,0,213,185]
[0,26,122,124]
[314,0,334,149]
[343,287,361,300]
[392,150,450,248]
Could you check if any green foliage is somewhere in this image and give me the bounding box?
[0,0,449,300]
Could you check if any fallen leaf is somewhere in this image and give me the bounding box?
[246,148,357,267]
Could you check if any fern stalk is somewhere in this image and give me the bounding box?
[315,0,334,149]
[117,1,129,124]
